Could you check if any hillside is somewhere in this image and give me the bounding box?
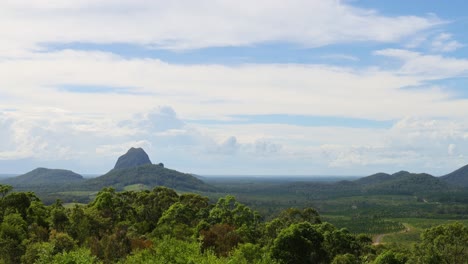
[355,172,395,186]
[360,171,449,195]
[86,164,216,192]
[1,167,84,186]
[440,164,468,187]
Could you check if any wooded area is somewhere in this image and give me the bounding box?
[0,184,466,264]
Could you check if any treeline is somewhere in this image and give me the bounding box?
[0,184,467,264]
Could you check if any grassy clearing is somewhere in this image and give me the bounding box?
[123,184,150,191]
[63,202,87,208]
[322,215,405,235]
[57,191,97,196]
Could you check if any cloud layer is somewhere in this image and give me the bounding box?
[1,0,442,56]
[0,1,467,175]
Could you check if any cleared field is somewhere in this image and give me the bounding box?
[123,183,151,191]
[323,215,405,235]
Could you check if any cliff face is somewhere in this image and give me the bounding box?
[114,147,152,170]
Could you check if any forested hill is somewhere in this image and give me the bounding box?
[356,171,450,194]
[276,170,462,200]
[85,164,216,192]
[440,164,468,187]
[0,167,84,186]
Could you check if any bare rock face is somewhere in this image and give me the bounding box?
[114,147,152,170]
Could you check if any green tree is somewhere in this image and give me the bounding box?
[37,247,100,264]
[316,222,370,261]
[200,223,242,257]
[208,195,261,243]
[229,243,278,264]
[132,187,179,234]
[50,230,76,254]
[332,253,360,264]
[27,200,50,228]
[411,222,468,264]
[374,250,407,264]
[123,236,223,264]
[265,208,321,241]
[0,213,28,264]
[49,200,69,232]
[270,222,325,264]
[0,184,12,199]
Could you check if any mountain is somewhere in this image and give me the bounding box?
[355,172,394,186]
[114,147,152,170]
[357,171,449,195]
[86,164,215,192]
[1,168,84,186]
[85,147,216,192]
[440,164,468,187]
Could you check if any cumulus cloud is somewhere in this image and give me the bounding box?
[119,106,184,133]
[448,144,456,156]
[319,117,468,174]
[253,139,282,155]
[214,136,240,155]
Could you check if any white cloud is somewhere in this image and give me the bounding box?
[321,54,360,61]
[95,141,152,157]
[448,144,456,156]
[3,49,468,123]
[0,1,466,175]
[319,117,468,174]
[431,33,463,53]
[0,0,442,56]
[375,49,468,79]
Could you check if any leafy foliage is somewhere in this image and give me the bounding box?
[1,168,84,186]
[0,183,467,264]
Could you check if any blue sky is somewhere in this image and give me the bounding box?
[1,0,468,176]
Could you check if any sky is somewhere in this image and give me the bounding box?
[1,0,468,176]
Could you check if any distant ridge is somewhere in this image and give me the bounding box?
[355,172,394,186]
[440,164,468,187]
[1,168,84,186]
[355,170,449,194]
[114,147,152,170]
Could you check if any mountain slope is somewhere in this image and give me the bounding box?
[358,171,449,195]
[355,172,394,186]
[1,168,84,186]
[440,164,468,187]
[114,147,152,170]
[86,164,216,192]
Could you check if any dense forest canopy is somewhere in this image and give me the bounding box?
[0,184,466,264]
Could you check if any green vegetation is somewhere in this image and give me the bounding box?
[86,164,216,192]
[323,215,405,235]
[441,164,468,187]
[1,148,468,263]
[0,183,467,264]
[123,183,150,191]
[1,168,84,186]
